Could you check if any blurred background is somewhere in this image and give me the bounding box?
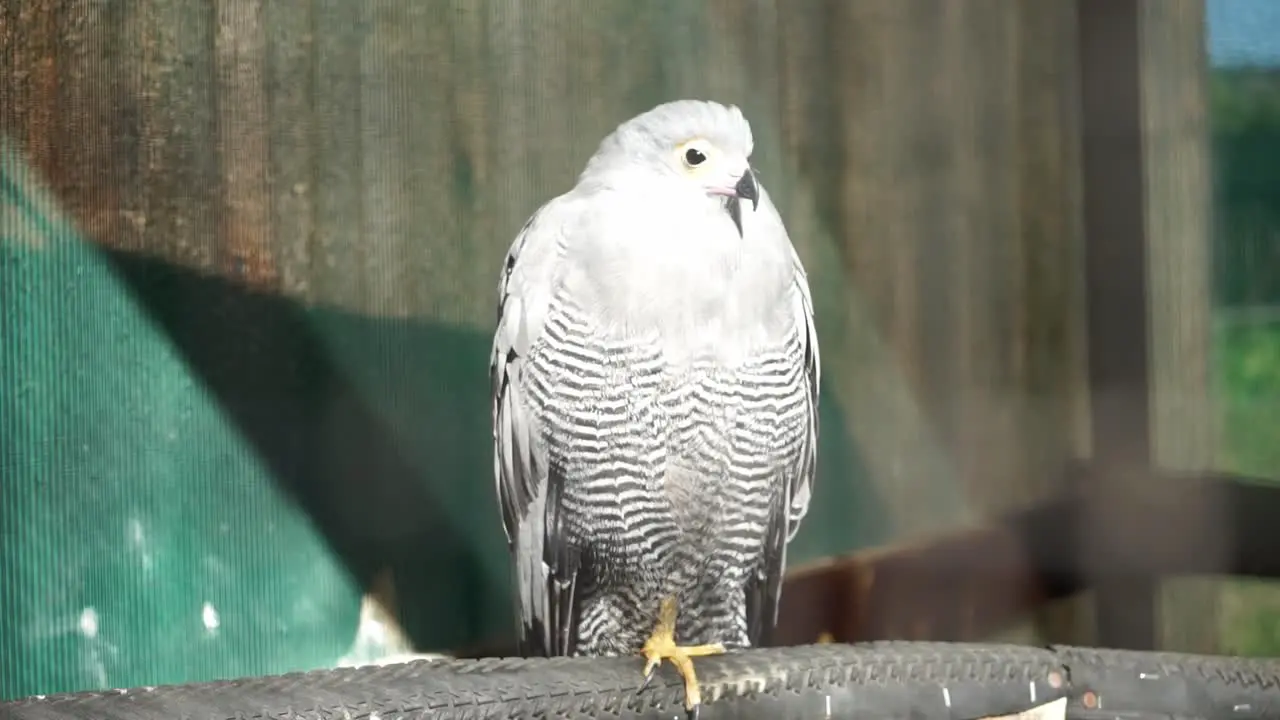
[0,0,1277,702]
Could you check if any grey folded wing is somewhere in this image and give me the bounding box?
[490,198,581,657]
[745,246,821,646]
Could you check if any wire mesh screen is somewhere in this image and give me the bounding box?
[0,0,1230,703]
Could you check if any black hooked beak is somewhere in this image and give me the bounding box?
[725,168,758,238]
[735,168,759,212]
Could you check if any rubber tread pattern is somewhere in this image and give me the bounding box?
[0,642,1273,719]
[1053,645,1280,720]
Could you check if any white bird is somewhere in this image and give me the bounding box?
[490,99,820,718]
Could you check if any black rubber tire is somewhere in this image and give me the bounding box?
[2,642,1278,719]
[1053,645,1280,719]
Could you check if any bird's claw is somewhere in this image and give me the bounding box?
[636,670,701,720]
[637,663,657,694]
[636,596,724,718]
[635,658,701,719]
[637,638,723,716]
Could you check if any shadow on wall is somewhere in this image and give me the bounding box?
[100,245,886,649]
[0,161,883,696]
[100,248,511,653]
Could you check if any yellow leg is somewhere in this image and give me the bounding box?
[639,595,725,717]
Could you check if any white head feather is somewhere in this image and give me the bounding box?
[561,100,797,364]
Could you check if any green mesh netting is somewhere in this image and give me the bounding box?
[1,146,363,698]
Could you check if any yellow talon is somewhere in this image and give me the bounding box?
[638,596,725,716]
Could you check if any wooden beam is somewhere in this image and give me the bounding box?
[456,492,1081,657]
[768,468,1280,648]
[770,468,1280,648]
[455,466,1280,658]
[1072,471,1280,580]
[739,469,1280,649]
[773,492,1081,646]
[1075,0,1157,651]
[1135,0,1217,655]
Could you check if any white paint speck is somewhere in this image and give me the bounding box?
[1030,680,1037,702]
[942,687,952,707]
[129,518,154,570]
[824,694,831,719]
[79,607,99,638]
[202,602,220,631]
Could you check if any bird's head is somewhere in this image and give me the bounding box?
[582,99,759,237]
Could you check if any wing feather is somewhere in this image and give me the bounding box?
[746,246,821,647]
[786,246,821,537]
[491,198,580,657]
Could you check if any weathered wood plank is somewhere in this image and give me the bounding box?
[215,0,277,286]
[1,0,1179,655]
[52,1,136,248]
[309,0,365,308]
[263,0,315,300]
[1076,0,1160,651]
[134,0,219,267]
[823,0,1086,539]
[1136,0,1219,655]
[1011,0,1094,647]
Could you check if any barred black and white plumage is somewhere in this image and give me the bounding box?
[490,100,820,665]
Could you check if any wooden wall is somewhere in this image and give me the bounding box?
[0,0,1214,653]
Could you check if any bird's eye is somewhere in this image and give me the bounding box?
[684,148,707,167]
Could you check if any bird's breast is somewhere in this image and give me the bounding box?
[568,205,795,366]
